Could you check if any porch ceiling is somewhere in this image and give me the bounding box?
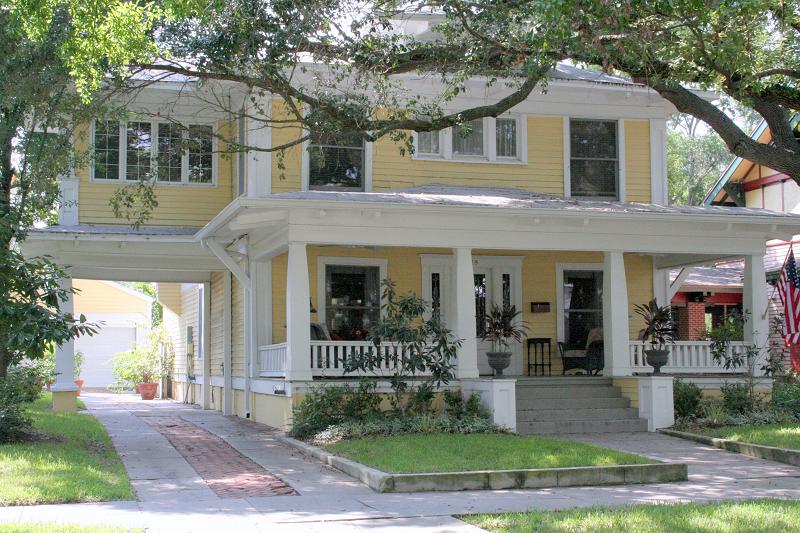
[198,185,800,261]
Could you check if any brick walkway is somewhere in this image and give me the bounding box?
[141,415,296,498]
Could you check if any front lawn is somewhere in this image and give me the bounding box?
[324,433,653,473]
[0,394,134,505]
[464,499,800,533]
[699,424,800,450]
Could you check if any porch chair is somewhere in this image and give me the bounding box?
[557,328,605,375]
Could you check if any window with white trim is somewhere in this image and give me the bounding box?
[92,119,216,185]
[308,133,365,191]
[569,119,618,198]
[413,115,525,163]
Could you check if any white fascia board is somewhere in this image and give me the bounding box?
[26,231,199,244]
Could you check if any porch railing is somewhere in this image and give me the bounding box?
[258,340,431,378]
[258,342,287,377]
[628,340,750,374]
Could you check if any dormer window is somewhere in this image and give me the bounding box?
[412,115,526,163]
[92,119,216,186]
[568,119,618,199]
[308,133,365,191]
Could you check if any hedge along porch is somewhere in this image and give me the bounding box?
[197,185,798,432]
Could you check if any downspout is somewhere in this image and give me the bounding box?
[203,237,253,418]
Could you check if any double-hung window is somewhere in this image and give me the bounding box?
[92,119,215,185]
[569,119,618,198]
[413,115,524,163]
[324,264,381,340]
[308,133,365,191]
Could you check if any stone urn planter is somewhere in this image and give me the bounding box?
[138,383,158,400]
[644,349,669,375]
[487,351,512,376]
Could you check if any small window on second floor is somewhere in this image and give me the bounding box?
[417,130,441,156]
[93,120,120,181]
[496,118,517,158]
[309,133,365,191]
[125,121,152,181]
[188,125,214,184]
[570,119,618,198]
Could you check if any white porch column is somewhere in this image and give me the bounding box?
[52,276,78,412]
[286,242,313,381]
[222,271,233,416]
[603,251,631,376]
[454,247,479,379]
[744,254,769,349]
[201,281,211,409]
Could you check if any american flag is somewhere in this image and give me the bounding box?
[777,249,800,345]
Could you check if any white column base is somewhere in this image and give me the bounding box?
[50,383,79,392]
[460,378,517,432]
[638,376,674,431]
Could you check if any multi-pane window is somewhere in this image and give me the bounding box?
[188,125,213,184]
[309,133,365,191]
[125,122,152,181]
[452,119,484,156]
[431,272,442,320]
[496,118,517,158]
[93,119,214,185]
[94,120,120,181]
[474,273,488,336]
[324,265,381,340]
[417,131,440,156]
[562,270,603,349]
[570,119,618,198]
[156,122,182,183]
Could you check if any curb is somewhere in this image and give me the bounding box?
[277,434,688,493]
[660,429,800,467]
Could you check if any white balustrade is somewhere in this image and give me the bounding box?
[628,341,750,374]
[258,340,431,378]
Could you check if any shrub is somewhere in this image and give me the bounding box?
[772,381,800,417]
[674,379,703,419]
[0,377,33,442]
[7,365,47,403]
[290,382,383,439]
[721,382,760,414]
[312,413,503,445]
[698,398,731,427]
[443,390,486,418]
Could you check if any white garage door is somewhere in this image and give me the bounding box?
[75,327,137,388]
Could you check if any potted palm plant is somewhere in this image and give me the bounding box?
[481,304,528,376]
[634,299,677,375]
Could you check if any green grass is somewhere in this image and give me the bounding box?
[324,433,653,473]
[2,524,140,533]
[0,393,134,505]
[700,423,800,450]
[463,499,800,532]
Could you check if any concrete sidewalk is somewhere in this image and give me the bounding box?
[2,393,800,532]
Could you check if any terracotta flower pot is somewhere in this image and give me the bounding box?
[138,382,158,400]
[74,379,85,396]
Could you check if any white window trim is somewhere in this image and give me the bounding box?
[555,262,604,344]
[563,117,625,201]
[316,256,388,329]
[89,119,219,188]
[412,115,527,165]
[301,137,373,192]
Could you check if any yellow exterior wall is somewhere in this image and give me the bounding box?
[624,120,651,203]
[73,280,150,316]
[270,99,304,193]
[74,120,235,227]
[270,247,653,374]
[613,377,640,408]
[156,283,182,315]
[209,273,225,377]
[231,275,246,377]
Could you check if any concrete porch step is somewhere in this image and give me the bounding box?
[518,417,649,435]
[515,377,613,387]
[516,396,631,410]
[517,407,640,422]
[515,385,623,400]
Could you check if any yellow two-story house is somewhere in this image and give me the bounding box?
[25,64,800,434]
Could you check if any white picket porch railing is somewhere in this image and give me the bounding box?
[257,340,431,378]
[258,342,287,377]
[628,340,751,374]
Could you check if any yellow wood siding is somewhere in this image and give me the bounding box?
[613,377,640,408]
[231,274,246,377]
[270,99,303,193]
[181,283,201,375]
[156,283,182,315]
[270,247,653,374]
[73,279,150,316]
[624,120,651,203]
[209,272,225,377]
[76,120,234,227]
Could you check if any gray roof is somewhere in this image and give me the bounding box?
[671,266,743,288]
[549,63,633,86]
[272,184,796,218]
[30,224,200,236]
